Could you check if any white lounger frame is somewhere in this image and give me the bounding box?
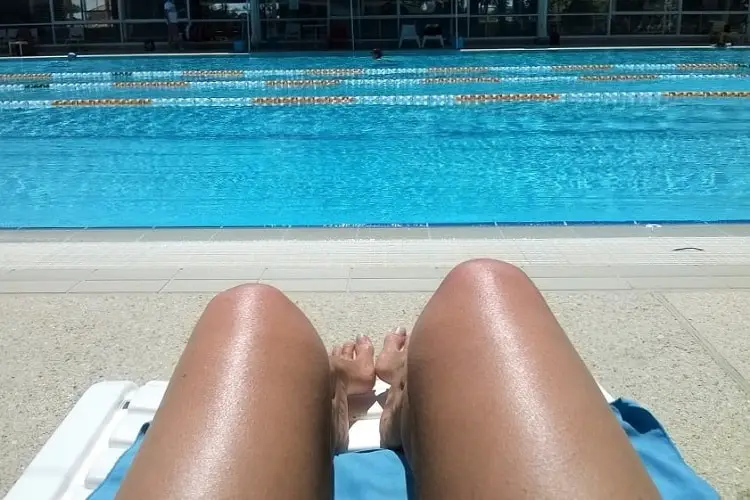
[6,379,615,500]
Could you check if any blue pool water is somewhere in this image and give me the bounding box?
[1,49,750,227]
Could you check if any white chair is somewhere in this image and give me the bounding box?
[7,29,27,56]
[399,24,422,48]
[285,22,301,40]
[422,23,444,47]
[66,25,85,44]
[709,20,726,34]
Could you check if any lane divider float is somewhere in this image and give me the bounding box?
[675,63,741,70]
[579,74,659,81]
[1,63,747,82]
[0,91,748,109]
[4,73,750,94]
[427,66,493,73]
[113,81,190,88]
[252,96,355,105]
[662,90,750,98]
[303,68,365,76]
[552,64,614,71]
[422,76,503,83]
[182,70,244,77]
[0,73,53,81]
[455,93,559,102]
[265,79,341,87]
[51,98,153,106]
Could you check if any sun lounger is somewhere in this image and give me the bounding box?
[399,24,422,48]
[422,24,444,47]
[6,379,615,499]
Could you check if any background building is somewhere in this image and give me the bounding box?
[0,0,747,48]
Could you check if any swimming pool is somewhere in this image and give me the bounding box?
[1,49,749,228]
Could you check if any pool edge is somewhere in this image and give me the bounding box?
[1,222,748,242]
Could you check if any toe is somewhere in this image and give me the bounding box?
[355,335,375,361]
[382,327,407,353]
[332,345,343,357]
[342,341,355,359]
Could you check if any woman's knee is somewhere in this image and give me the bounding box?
[442,258,530,292]
[215,282,291,309]
[412,260,530,344]
[203,283,322,345]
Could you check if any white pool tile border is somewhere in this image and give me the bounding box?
[0,236,749,293]
[0,236,747,267]
[2,223,749,242]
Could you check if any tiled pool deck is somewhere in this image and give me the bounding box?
[0,224,749,497]
[1,224,750,293]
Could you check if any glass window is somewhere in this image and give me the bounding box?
[328,19,351,46]
[125,21,170,39]
[261,19,326,40]
[0,0,52,22]
[682,0,746,10]
[614,0,677,10]
[53,0,81,20]
[123,0,185,19]
[301,0,330,17]
[53,0,119,20]
[400,0,452,15]
[553,14,607,32]
[470,0,536,15]
[331,0,402,17]
[187,20,245,40]
[680,13,746,33]
[3,25,54,43]
[458,15,469,36]
[610,13,676,32]
[400,17,454,39]
[549,0,608,14]
[269,0,327,19]
[329,0,350,16]
[55,23,120,40]
[354,0,398,15]
[190,2,249,19]
[468,15,536,36]
[353,18,398,38]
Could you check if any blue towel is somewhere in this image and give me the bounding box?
[89,399,717,499]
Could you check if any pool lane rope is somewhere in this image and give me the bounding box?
[0,62,747,82]
[3,91,750,108]
[2,73,750,93]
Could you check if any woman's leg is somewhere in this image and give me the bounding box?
[378,259,659,500]
[117,284,334,500]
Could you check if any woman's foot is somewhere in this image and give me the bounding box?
[331,335,376,395]
[375,327,409,450]
[330,335,376,453]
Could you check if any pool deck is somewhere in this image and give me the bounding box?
[1,225,749,497]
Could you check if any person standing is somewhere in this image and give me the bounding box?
[164,0,180,49]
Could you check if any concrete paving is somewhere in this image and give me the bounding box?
[0,290,748,498]
[664,291,750,388]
